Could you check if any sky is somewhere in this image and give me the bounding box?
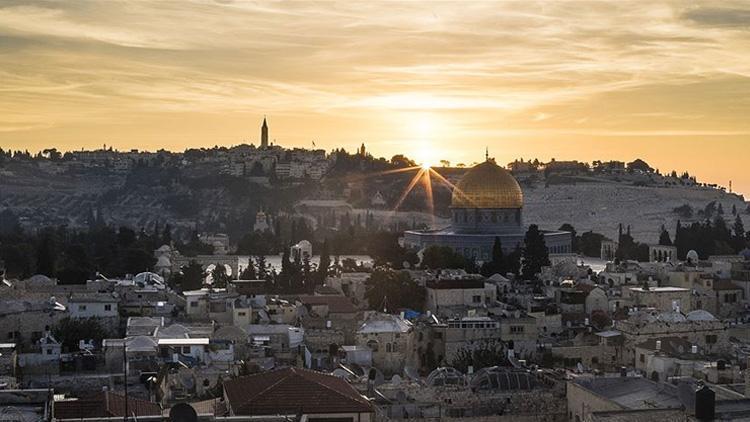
[1,1,749,195]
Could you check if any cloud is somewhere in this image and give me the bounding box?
[682,5,750,28]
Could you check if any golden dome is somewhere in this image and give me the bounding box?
[450,160,523,209]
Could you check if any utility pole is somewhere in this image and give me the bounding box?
[123,342,128,422]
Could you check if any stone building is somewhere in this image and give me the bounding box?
[625,286,692,313]
[357,313,414,375]
[614,309,729,366]
[0,296,66,346]
[441,316,503,365]
[425,278,491,318]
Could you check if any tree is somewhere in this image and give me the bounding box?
[364,268,425,312]
[579,231,605,257]
[480,237,505,276]
[521,225,549,280]
[239,260,256,280]
[52,317,111,351]
[35,231,56,277]
[179,260,205,291]
[449,340,505,373]
[559,224,578,252]
[317,239,331,286]
[255,255,269,280]
[590,310,612,330]
[421,246,467,270]
[211,264,230,289]
[733,215,747,251]
[658,226,673,246]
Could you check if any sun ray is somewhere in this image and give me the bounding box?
[392,167,425,212]
[429,167,475,207]
[421,167,434,226]
[340,165,421,183]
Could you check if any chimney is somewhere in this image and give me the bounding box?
[695,385,715,421]
[691,345,698,354]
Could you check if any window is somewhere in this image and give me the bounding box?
[640,354,645,363]
[190,302,198,308]
[706,335,717,344]
[182,346,191,354]
[472,295,482,304]
[238,312,246,316]
[78,305,87,311]
[7,332,13,340]
[386,343,392,353]
[46,349,53,355]
[104,304,112,311]
[510,326,524,334]
[366,340,379,352]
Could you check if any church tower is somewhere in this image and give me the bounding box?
[261,117,269,148]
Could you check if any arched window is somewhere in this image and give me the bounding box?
[366,339,379,352]
[386,343,392,353]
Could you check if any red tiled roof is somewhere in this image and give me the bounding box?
[55,391,161,420]
[224,367,373,416]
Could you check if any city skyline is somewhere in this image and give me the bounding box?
[1,1,749,194]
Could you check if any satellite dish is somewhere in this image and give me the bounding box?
[169,403,198,422]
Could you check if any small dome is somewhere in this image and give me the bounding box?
[156,255,171,267]
[426,367,466,387]
[470,367,536,391]
[451,160,523,209]
[656,311,687,323]
[26,274,53,284]
[686,250,699,262]
[134,272,165,285]
[686,310,716,322]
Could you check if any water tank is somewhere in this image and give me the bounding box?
[695,385,715,421]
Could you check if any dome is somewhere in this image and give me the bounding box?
[686,310,716,322]
[426,367,466,387]
[656,310,687,323]
[470,367,536,391]
[686,250,699,262]
[451,160,523,209]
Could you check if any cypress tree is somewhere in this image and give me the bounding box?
[522,225,549,280]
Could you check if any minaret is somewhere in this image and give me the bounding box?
[261,117,269,149]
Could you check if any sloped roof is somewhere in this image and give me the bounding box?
[223,367,373,416]
[358,314,412,334]
[55,392,161,419]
